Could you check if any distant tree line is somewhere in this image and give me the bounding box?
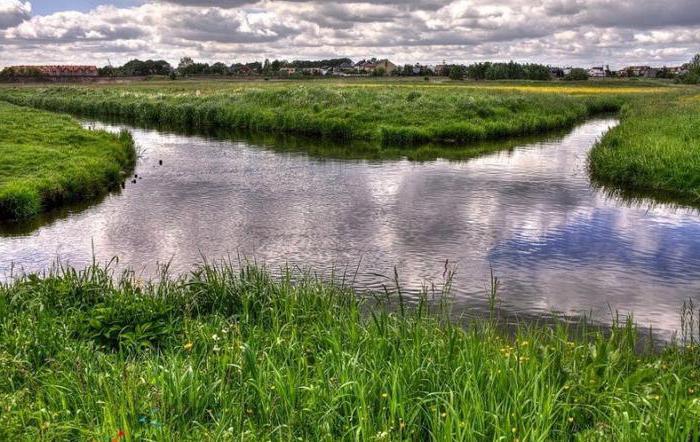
[91,54,700,83]
[98,59,172,77]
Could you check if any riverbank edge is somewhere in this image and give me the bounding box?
[0,102,137,221]
[1,262,699,440]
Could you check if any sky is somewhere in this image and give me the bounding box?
[0,0,698,69]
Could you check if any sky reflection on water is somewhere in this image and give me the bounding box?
[2,117,699,337]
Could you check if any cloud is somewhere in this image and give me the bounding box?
[0,0,698,68]
[0,0,30,29]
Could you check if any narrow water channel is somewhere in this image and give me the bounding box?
[2,118,700,337]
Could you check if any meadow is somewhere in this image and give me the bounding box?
[0,80,628,146]
[0,102,136,221]
[1,262,700,440]
[589,91,700,204]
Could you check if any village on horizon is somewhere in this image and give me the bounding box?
[0,56,694,82]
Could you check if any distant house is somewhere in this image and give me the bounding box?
[231,64,255,76]
[434,63,449,76]
[332,61,355,76]
[278,67,297,75]
[5,65,98,78]
[355,60,377,73]
[587,66,606,78]
[301,67,325,75]
[375,59,396,75]
[622,66,651,77]
[354,59,396,76]
[644,68,660,78]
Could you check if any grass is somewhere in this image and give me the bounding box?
[0,102,136,221]
[589,90,700,204]
[1,261,700,440]
[0,80,634,147]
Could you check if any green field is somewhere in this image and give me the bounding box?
[0,102,136,221]
[1,263,699,440]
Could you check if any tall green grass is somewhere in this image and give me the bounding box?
[589,91,700,204]
[0,82,625,147]
[0,102,136,221]
[1,261,699,440]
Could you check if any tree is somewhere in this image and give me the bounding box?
[178,57,194,71]
[564,68,589,81]
[681,54,700,84]
[448,65,464,80]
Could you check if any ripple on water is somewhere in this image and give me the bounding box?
[1,118,700,338]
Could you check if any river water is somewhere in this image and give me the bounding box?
[2,118,700,336]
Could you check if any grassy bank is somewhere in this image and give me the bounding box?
[1,263,699,440]
[589,91,700,204]
[0,81,629,146]
[0,102,136,220]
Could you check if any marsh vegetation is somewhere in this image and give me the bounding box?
[2,263,700,440]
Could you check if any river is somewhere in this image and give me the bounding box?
[2,117,700,337]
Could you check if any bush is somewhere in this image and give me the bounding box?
[564,68,589,81]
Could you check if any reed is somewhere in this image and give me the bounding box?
[1,261,699,440]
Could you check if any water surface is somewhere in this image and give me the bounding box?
[2,118,700,336]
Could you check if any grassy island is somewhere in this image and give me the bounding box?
[1,263,699,440]
[0,102,136,221]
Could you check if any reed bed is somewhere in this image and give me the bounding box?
[1,262,699,440]
[0,102,136,221]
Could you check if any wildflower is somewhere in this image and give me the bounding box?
[213,345,221,352]
[568,417,574,423]
[183,342,193,351]
[689,388,695,394]
[212,334,220,341]
[381,392,389,399]
[441,412,447,418]
[512,427,517,433]
[521,341,528,346]
[375,430,390,439]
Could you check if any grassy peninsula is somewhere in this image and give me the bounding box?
[589,91,700,204]
[0,81,627,146]
[0,102,136,221]
[1,263,700,440]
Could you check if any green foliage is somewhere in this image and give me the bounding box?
[0,102,136,220]
[589,91,700,204]
[448,65,464,80]
[1,262,699,440]
[99,59,173,77]
[679,53,700,84]
[565,68,589,81]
